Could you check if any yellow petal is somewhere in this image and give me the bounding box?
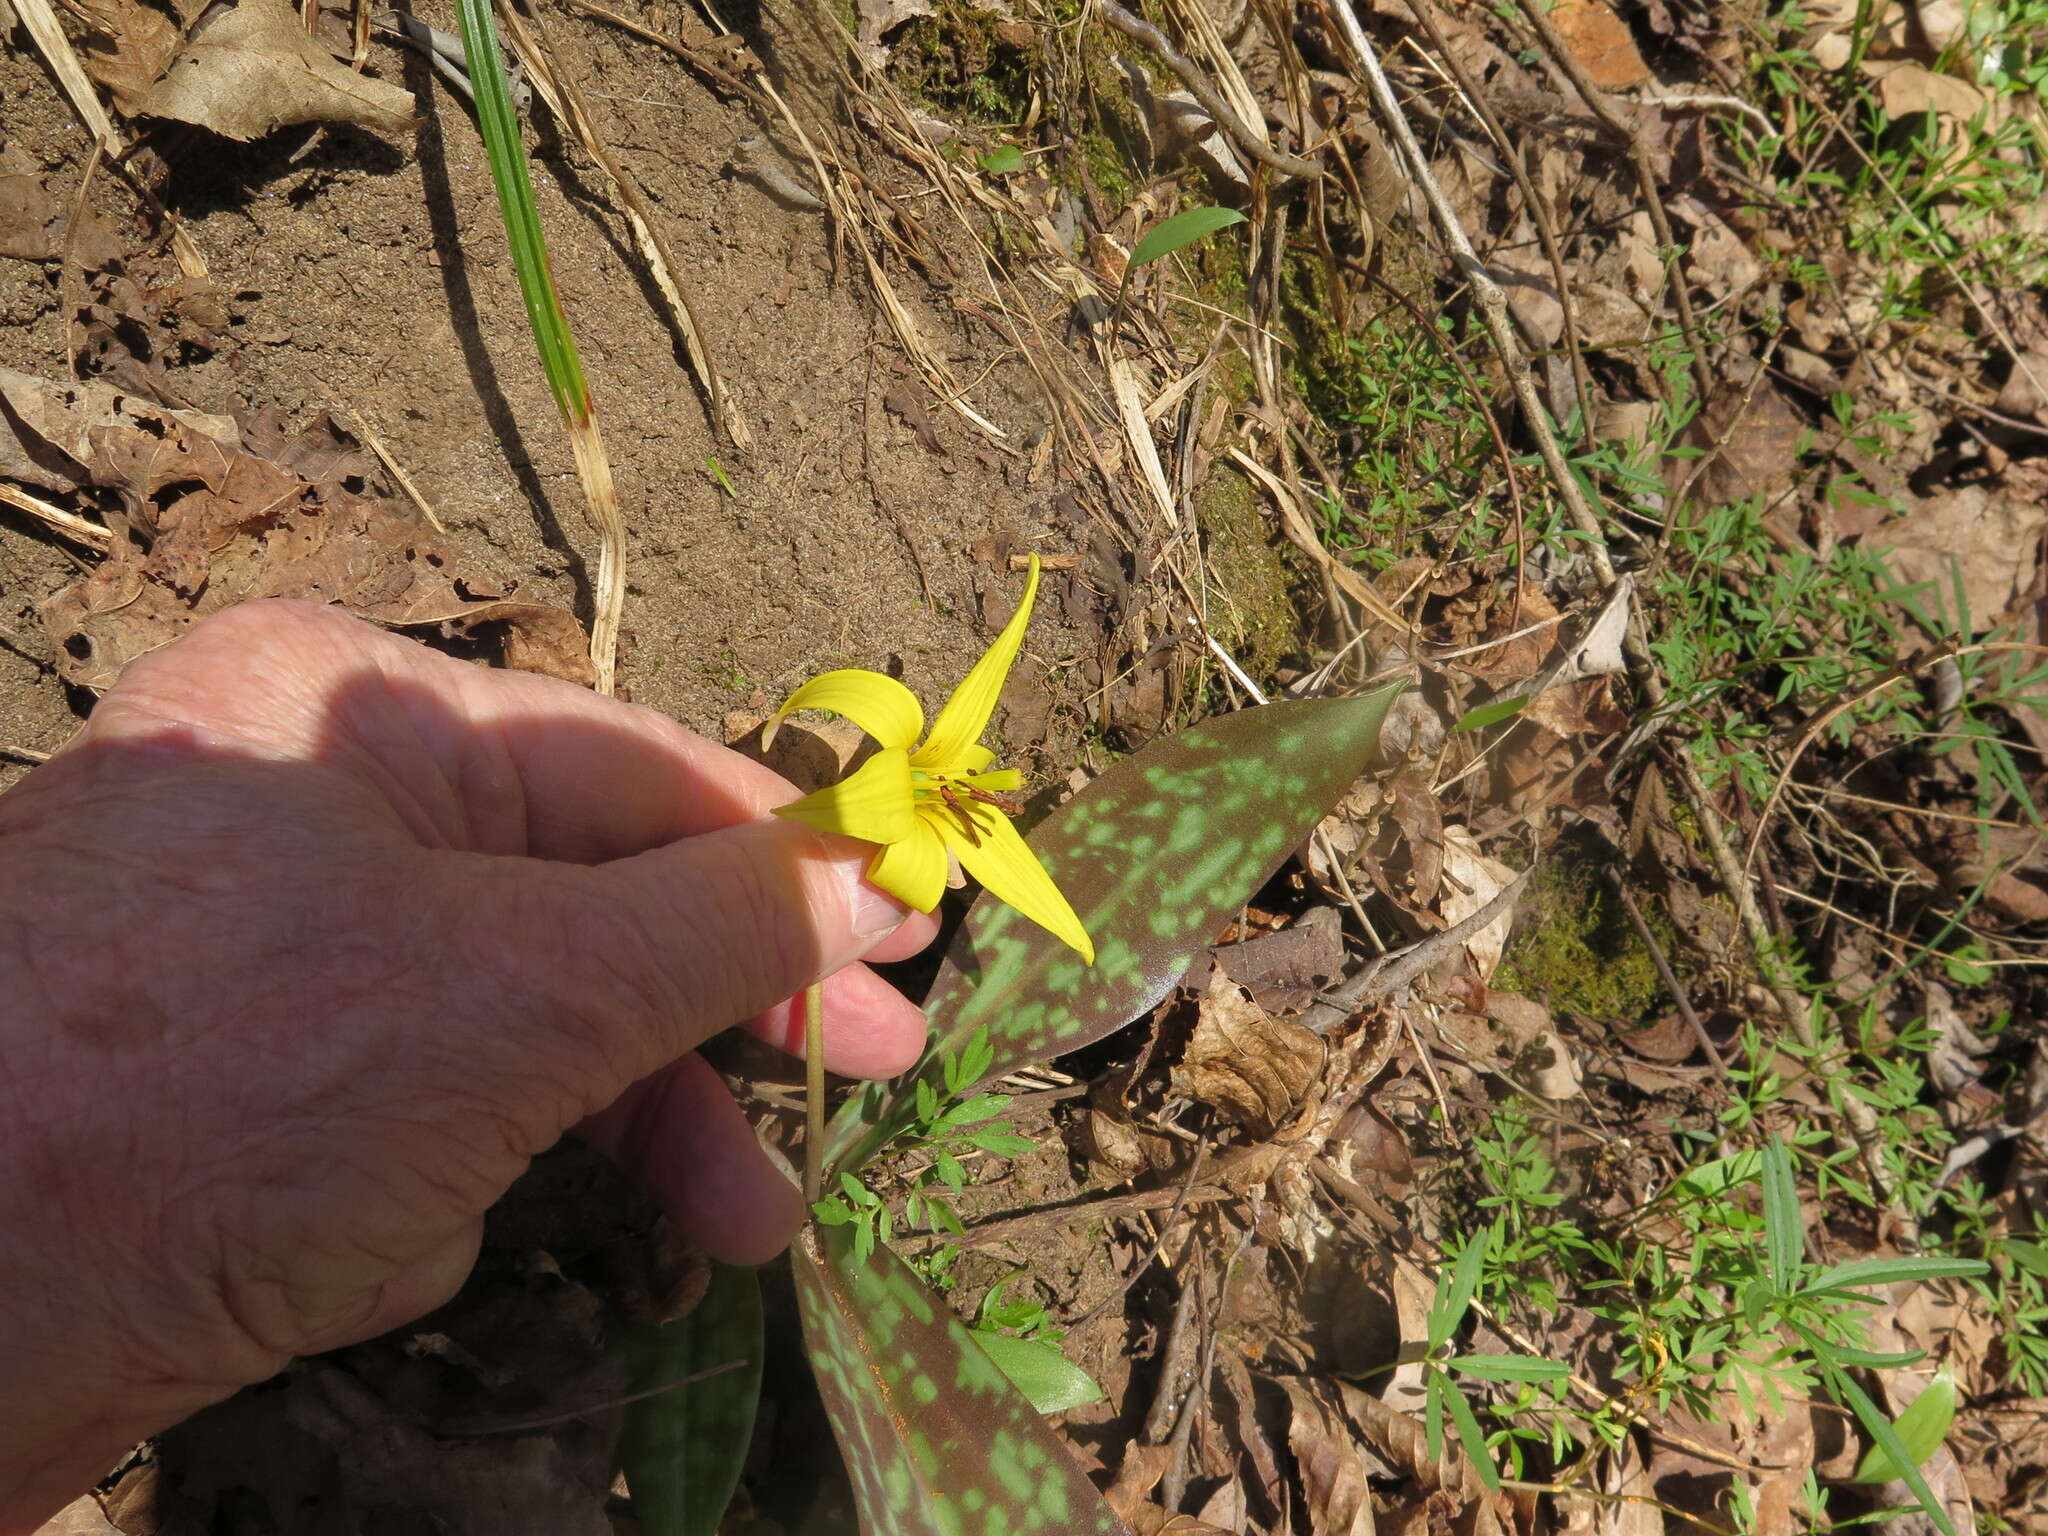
[866,818,950,912]
[963,769,1023,793]
[772,748,916,844]
[930,797,1094,963]
[916,554,1039,772]
[955,744,996,773]
[769,669,923,752]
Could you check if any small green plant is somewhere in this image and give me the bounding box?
[1129,205,1248,268]
[1417,1228,1570,1492]
[810,1027,1033,1263]
[1454,1119,1987,1531]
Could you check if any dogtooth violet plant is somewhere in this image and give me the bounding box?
[613,559,1404,1536]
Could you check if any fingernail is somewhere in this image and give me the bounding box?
[823,841,910,941]
[850,875,911,941]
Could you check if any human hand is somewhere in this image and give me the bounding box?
[0,600,934,1531]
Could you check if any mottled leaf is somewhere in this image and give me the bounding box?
[830,688,1400,1172]
[793,1225,1132,1536]
[616,1263,764,1536]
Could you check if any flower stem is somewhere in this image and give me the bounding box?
[803,981,825,1205]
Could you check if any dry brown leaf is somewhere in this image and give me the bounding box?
[1282,1377,1378,1536]
[0,367,590,689]
[1212,905,1346,1015]
[0,173,64,261]
[1176,981,1326,1138]
[0,366,238,494]
[1649,1393,1813,1536]
[1678,378,1806,514]
[137,0,415,141]
[73,0,187,115]
[1390,770,1446,904]
[33,1497,123,1536]
[1548,0,1652,86]
[853,0,935,57]
[1441,826,1517,981]
[1866,59,1989,127]
[1881,485,2048,631]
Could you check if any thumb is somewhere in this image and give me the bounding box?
[442,815,913,1095]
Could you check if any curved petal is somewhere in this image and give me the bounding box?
[768,669,923,751]
[915,554,1040,772]
[865,818,950,912]
[771,748,916,844]
[954,744,996,773]
[932,796,1094,963]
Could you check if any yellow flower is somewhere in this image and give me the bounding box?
[768,555,1094,962]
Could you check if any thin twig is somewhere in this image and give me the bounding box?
[0,482,114,553]
[433,1359,746,1436]
[804,982,826,1205]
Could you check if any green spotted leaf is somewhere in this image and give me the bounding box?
[830,686,1401,1174]
[616,1262,764,1536]
[793,1225,1132,1536]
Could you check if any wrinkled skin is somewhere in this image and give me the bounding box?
[0,601,933,1531]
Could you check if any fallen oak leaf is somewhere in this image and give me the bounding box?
[137,0,416,142]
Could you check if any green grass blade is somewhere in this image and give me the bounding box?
[1759,1137,1803,1293]
[1440,1372,1500,1492]
[1429,1231,1491,1351]
[1852,1368,1958,1485]
[1804,1256,1988,1295]
[451,0,589,423]
[1825,1363,1957,1536]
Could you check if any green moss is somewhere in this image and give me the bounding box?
[890,0,1041,120]
[1195,468,1303,679]
[1494,844,1668,1023]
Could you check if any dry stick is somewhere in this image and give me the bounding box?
[1092,0,1325,181]
[0,482,113,554]
[1325,0,1909,1223]
[1506,0,1714,403]
[1402,0,1596,435]
[321,394,451,531]
[496,0,752,450]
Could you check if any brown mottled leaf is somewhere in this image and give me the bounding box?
[1281,1377,1376,1536]
[793,1226,1132,1536]
[827,686,1402,1173]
